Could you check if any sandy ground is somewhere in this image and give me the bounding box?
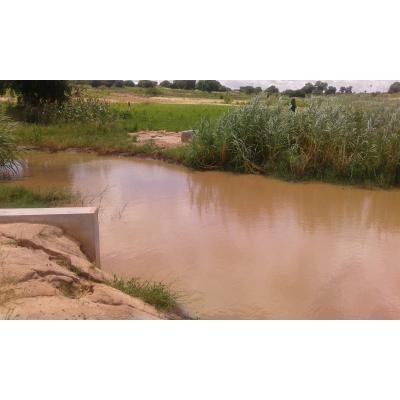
[128,130,185,148]
[0,223,170,320]
[0,91,237,106]
[103,93,227,105]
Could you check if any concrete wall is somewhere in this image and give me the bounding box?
[0,207,100,266]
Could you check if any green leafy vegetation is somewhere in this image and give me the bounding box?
[185,95,400,187]
[0,115,19,178]
[0,186,72,208]
[108,276,180,312]
[12,103,231,153]
[0,80,71,106]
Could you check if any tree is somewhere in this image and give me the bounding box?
[124,80,135,87]
[325,86,337,95]
[159,80,172,88]
[137,80,157,88]
[90,80,103,88]
[265,85,279,94]
[388,82,400,94]
[0,81,8,95]
[345,86,352,94]
[339,86,346,94]
[239,86,262,95]
[196,80,223,92]
[2,81,71,106]
[312,81,328,95]
[171,80,196,90]
[282,89,305,98]
[114,80,124,88]
[301,82,314,95]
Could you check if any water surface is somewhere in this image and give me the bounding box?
[9,151,400,319]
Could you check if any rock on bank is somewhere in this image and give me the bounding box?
[0,223,168,320]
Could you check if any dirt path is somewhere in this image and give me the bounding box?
[103,93,228,105]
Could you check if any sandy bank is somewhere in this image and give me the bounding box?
[0,223,172,319]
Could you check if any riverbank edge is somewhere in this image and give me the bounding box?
[18,145,400,191]
[0,222,193,320]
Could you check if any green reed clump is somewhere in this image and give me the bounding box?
[0,115,19,179]
[185,96,400,187]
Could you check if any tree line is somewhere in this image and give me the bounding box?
[85,80,232,92]
[57,80,400,96]
[1,81,400,107]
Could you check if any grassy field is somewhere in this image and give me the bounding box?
[86,85,249,102]
[12,103,231,154]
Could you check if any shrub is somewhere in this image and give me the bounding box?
[8,95,118,124]
[144,87,161,97]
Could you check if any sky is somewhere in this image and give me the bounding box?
[219,80,398,93]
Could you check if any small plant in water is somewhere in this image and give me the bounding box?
[107,276,180,312]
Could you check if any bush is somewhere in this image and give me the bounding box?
[185,95,400,186]
[144,87,161,97]
[7,96,118,124]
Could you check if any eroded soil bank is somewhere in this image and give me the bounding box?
[0,223,173,320]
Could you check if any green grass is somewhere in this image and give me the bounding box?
[12,103,231,154]
[107,276,180,312]
[0,186,72,208]
[115,103,232,131]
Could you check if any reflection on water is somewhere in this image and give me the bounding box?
[9,151,400,319]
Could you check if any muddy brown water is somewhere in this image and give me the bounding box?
[6,151,400,319]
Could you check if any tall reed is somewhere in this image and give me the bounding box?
[186,96,400,186]
[0,115,19,179]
